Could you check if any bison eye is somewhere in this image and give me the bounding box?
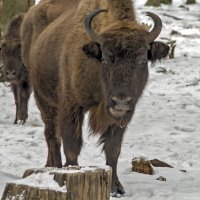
[102,53,114,65]
[102,58,109,65]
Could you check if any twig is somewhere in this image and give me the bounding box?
[163,13,183,20]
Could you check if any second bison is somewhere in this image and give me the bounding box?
[0,14,31,124]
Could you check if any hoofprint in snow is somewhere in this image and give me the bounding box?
[1,1,200,199]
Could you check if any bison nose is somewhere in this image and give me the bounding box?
[6,70,16,75]
[6,70,17,80]
[111,96,133,110]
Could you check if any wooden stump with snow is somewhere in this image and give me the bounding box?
[1,166,112,200]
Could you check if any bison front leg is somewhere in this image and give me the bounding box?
[58,105,83,166]
[99,125,126,197]
[11,84,19,124]
[18,80,31,124]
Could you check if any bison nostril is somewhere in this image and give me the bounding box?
[110,98,117,107]
[111,96,133,106]
[12,71,16,76]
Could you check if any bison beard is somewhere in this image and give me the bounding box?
[26,0,169,197]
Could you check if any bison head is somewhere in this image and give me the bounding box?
[82,9,169,126]
[0,40,22,83]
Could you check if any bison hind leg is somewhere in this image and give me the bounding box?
[58,105,84,166]
[34,91,62,168]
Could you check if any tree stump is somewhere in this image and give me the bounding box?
[1,166,112,200]
[160,0,172,4]
[145,0,172,6]
[145,0,161,7]
[186,0,196,4]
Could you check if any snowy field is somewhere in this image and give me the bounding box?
[1,0,200,199]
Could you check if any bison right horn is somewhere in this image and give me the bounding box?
[146,12,162,43]
[84,8,108,44]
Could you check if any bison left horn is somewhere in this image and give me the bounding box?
[84,8,108,45]
[146,12,162,43]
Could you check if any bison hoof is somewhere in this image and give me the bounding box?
[45,161,62,168]
[64,160,78,166]
[20,120,26,125]
[110,181,125,198]
[14,119,26,125]
[18,110,28,124]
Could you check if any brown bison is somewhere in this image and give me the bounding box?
[0,14,31,124]
[26,0,169,196]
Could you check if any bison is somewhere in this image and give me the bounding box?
[24,0,169,196]
[0,14,31,124]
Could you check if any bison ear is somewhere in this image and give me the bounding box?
[148,41,169,62]
[82,42,102,61]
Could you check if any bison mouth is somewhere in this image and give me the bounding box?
[109,107,129,118]
[107,107,134,127]
[8,79,19,84]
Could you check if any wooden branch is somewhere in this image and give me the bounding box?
[163,13,183,20]
[150,159,173,168]
[132,158,187,175]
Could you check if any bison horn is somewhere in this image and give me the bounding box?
[146,12,162,43]
[84,8,108,44]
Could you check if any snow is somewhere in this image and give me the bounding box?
[1,1,200,199]
[35,0,40,4]
[14,172,67,193]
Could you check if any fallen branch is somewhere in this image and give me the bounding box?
[163,13,183,20]
[132,157,187,175]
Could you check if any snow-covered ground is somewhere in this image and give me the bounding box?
[1,1,200,199]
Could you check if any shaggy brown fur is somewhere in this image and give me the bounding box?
[27,0,169,196]
[21,0,69,69]
[0,14,31,124]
